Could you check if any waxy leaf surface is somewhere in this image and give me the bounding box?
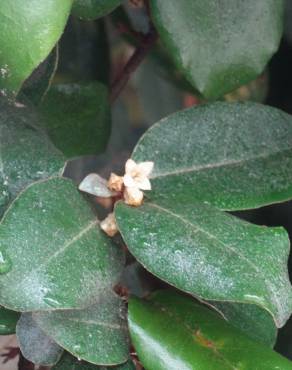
[35,292,129,366]
[150,0,283,99]
[40,82,111,158]
[115,198,292,327]
[0,306,20,335]
[0,0,72,96]
[52,352,135,370]
[128,290,292,370]
[133,102,292,211]
[211,301,277,347]
[72,0,121,20]
[0,177,124,312]
[0,99,64,215]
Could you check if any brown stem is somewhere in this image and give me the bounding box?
[110,27,158,103]
[18,352,34,370]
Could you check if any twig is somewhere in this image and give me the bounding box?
[110,0,158,102]
[110,27,158,103]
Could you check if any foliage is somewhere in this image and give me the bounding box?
[0,0,292,369]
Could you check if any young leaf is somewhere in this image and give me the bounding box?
[0,177,124,312]
[128,290,292,370]
[149,0,283,99]
[34,292,130,366]
[210,302,277,347]
[0,99,64,215]
[132,102,292,211]
[0,306,20,335]
[72,0,122,21]
[39,82,111,158]
[52,352,135,370]
[16,313,63,366]
[115,198,292,328]
[0,0,73,97]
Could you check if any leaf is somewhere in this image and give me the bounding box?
[0,177,124,312]
[34,292,129,366]
[115,198,292,328]
[0,99,65,216]
[0,0,73,97]
[21,47,59,106]
[72,0,122,21]
[128,290,292,370]
[210,302,277,347]
[132,102,292,211]
[52,352,135,370]
[79,174,117,198]
[39,82,111,158]
[16,313,63,366]
[0,306,20,335]
[149,0,283,99]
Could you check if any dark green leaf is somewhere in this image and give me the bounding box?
[34,292,129,366]
[211,302,277,347]
[150,0,283,99]
[57,18,110,85]
[40,82,111,158]
[129,290,292,370]
[52,352,135,370]
[115,198,292,327]
[72,0,122,20]
[16,313,63,366]
[0,99,64,216]
[21,48,59,105]
[0,177,124,312]
[0,0,73,97]
[0,306,20,335]
[133,102,292,211]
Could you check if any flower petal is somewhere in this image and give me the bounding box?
[125,159,137,175]
[123,174,136,188]
[124,186,144,206]
[137,161,154,177]
[136,176,152,190]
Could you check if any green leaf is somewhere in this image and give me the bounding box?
[16,313,63,366]
[129,290,292,370]
[72,0,122,21]
[39,82,111,158]
[115,198,292,328]
[133,102,292,211]
[52,352,135,370]
[34,292,129,366]
[21,47,59,106]
[150,0,283,99]
[0,99,65,215]
[0,0,73,97]
[0,306,20,335]
[0,177,124,312]
[211,302,277,347]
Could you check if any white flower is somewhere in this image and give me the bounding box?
[124,186,144,206]
[123,159,154,191]
[122,159,154,206]
[100,213,118,237]
[108,172,124,192]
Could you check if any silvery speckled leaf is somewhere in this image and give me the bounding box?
[17,313,63,366]
[115,198,292,328]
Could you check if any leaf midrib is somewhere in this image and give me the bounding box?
[146,202,280,320]
[150,147,292,180]
[16,219,99,289]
